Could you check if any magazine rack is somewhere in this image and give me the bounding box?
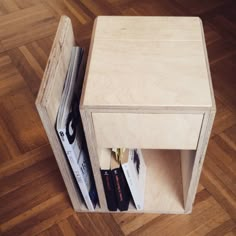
[36,15,215,214]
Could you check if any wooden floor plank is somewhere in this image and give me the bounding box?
[0,170,66,225]
[211,54,236,111]
[0,0,19,13]
[0,88,48,153]
[212,97,236,136]
[0,4,58,51]
[175,0,230,15]
[0,54,26,98]
[7,40,51,96]
[73,213,125,236]
[201,166,236,221]
[0,157,58,198]
[112,213,159,235]
[58,217,78,236]
[0,144,53,177]
[0,193,68,234]
[129,196,234,236]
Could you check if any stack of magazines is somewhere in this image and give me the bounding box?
[56,47,98,211]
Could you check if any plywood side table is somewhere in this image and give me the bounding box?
[80,16,216,214]
[36,16,215,214]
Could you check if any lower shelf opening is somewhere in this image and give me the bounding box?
[97,148,196,213]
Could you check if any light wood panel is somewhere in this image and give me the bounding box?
[180,150,196,208]
[35,15,83,211]
[79,108,107,210]
[92,113,203,149]
[81,16,213,109]
[142,149,184,213]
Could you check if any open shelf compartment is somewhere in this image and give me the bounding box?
[97,148,196,214]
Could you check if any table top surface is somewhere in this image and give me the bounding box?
[81,16,214,109]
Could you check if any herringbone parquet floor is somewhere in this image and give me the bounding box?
[0,0,236,235]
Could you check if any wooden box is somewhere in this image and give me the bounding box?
[36,16,215,214]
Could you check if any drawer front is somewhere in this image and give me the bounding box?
[92,113,203,150]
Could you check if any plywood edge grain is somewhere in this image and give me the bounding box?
[184,110,216,212]
[36,15,73,107]
[35,15,83,211]
[180,150,196,208]
[79,17,98,109]
[80,105,213,112]
[199,18,216,112]
[79,108,107,210]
